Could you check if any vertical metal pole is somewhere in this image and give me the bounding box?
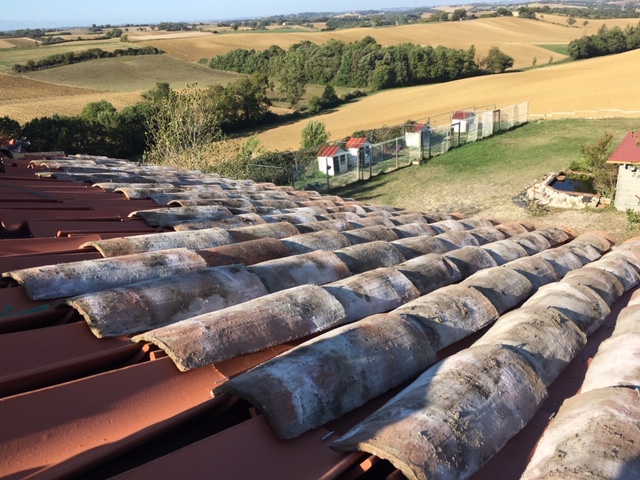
[326,157,330,192]
[395,138,399,169]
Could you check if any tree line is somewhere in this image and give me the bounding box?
[567,23,640,59]
[208,36,489,100]
[0,74,275,159]
[12,46,162,73]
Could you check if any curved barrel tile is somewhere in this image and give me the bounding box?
[523,281,611,336]
[611,303,640,337]
[228,221,300,242]
[391,223,435,239]
[467,226,506,245]
[480,239,529,265]
[394,253,462,296]
[199,237,291,266]
[2,248,208,300]
[509,231,551,255]
[504,256,559,291]
[80,228,235,257]
[294,220,352,233]
[443,246,498,278]
[331,345,547,480]
[323,268,420,323]
[341,225,399,245]
[133,285,348,371]
[537,246,583,278]
[580,333,640,392]
[248,251,351,293]
[435,230,479,250]
[334,241,406,274]
[475,306,587,386]
[67,265,269,338]
[391,236,448,260]
[217,313,437,440]
[280,229,351,255]
[129,205,233,227]
[463,266,533,315]
[394,284,499,350]
[521,388,640,480]
[563,267,625,307]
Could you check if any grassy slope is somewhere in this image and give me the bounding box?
[335,118,640,244]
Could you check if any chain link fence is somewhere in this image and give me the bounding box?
[278,102,529,193]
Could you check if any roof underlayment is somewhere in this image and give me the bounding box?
[1,153,640,479]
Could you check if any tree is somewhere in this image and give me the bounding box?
[451,9,467,21]
[517,7,537,20]
[567,17,576,26]
[275,51,308,108]
[144,85,223,171]
[0,116,22,140]
[480,46,514,73]
[581,132,617,198]
[300,121,330,151]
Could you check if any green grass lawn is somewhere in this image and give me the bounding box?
[22,54,241,92]
[333,118,640,208]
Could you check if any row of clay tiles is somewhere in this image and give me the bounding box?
[2,155,639,479]
[0,222,618,479]
[107,232,640,480]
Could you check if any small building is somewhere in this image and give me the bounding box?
[405,124,430,153]
[451,111,475,133]
[317,145,349,176]
[345,137,373,168]
[607,132,640,211]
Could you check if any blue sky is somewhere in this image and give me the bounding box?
[0,1,466,30]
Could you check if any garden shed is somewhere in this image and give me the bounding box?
[317,145,349,176]
[451,111,475,133]
[405,124,430,150]
[607,132,640,211]
[346,137,373,168]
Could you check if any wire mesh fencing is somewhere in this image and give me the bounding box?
[280,102,529,192]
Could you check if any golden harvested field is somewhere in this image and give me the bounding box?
[0,73,141,123]
[135,17,640,68]
[255,49,640,151]
[1,16,640,127]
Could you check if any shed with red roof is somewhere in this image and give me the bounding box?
[317,145,349,176]
[345,137,373,167]
[607,132,640,211]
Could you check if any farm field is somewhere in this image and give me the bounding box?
[0,15,639,129]
[255,48,640,151]
[134,16,640,67]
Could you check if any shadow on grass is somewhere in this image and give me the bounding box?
[332,173,392,202]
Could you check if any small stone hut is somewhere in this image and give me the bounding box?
[607,132,640,211]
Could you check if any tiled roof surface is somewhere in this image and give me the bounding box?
[607,131,640,164]
[452,111,475,120]
[317,145,346,158]
[1,153,640,479]
[345,137,370,149]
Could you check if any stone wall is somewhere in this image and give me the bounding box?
[526,172,605,209]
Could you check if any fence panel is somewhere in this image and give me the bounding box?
[290,101,529,192]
